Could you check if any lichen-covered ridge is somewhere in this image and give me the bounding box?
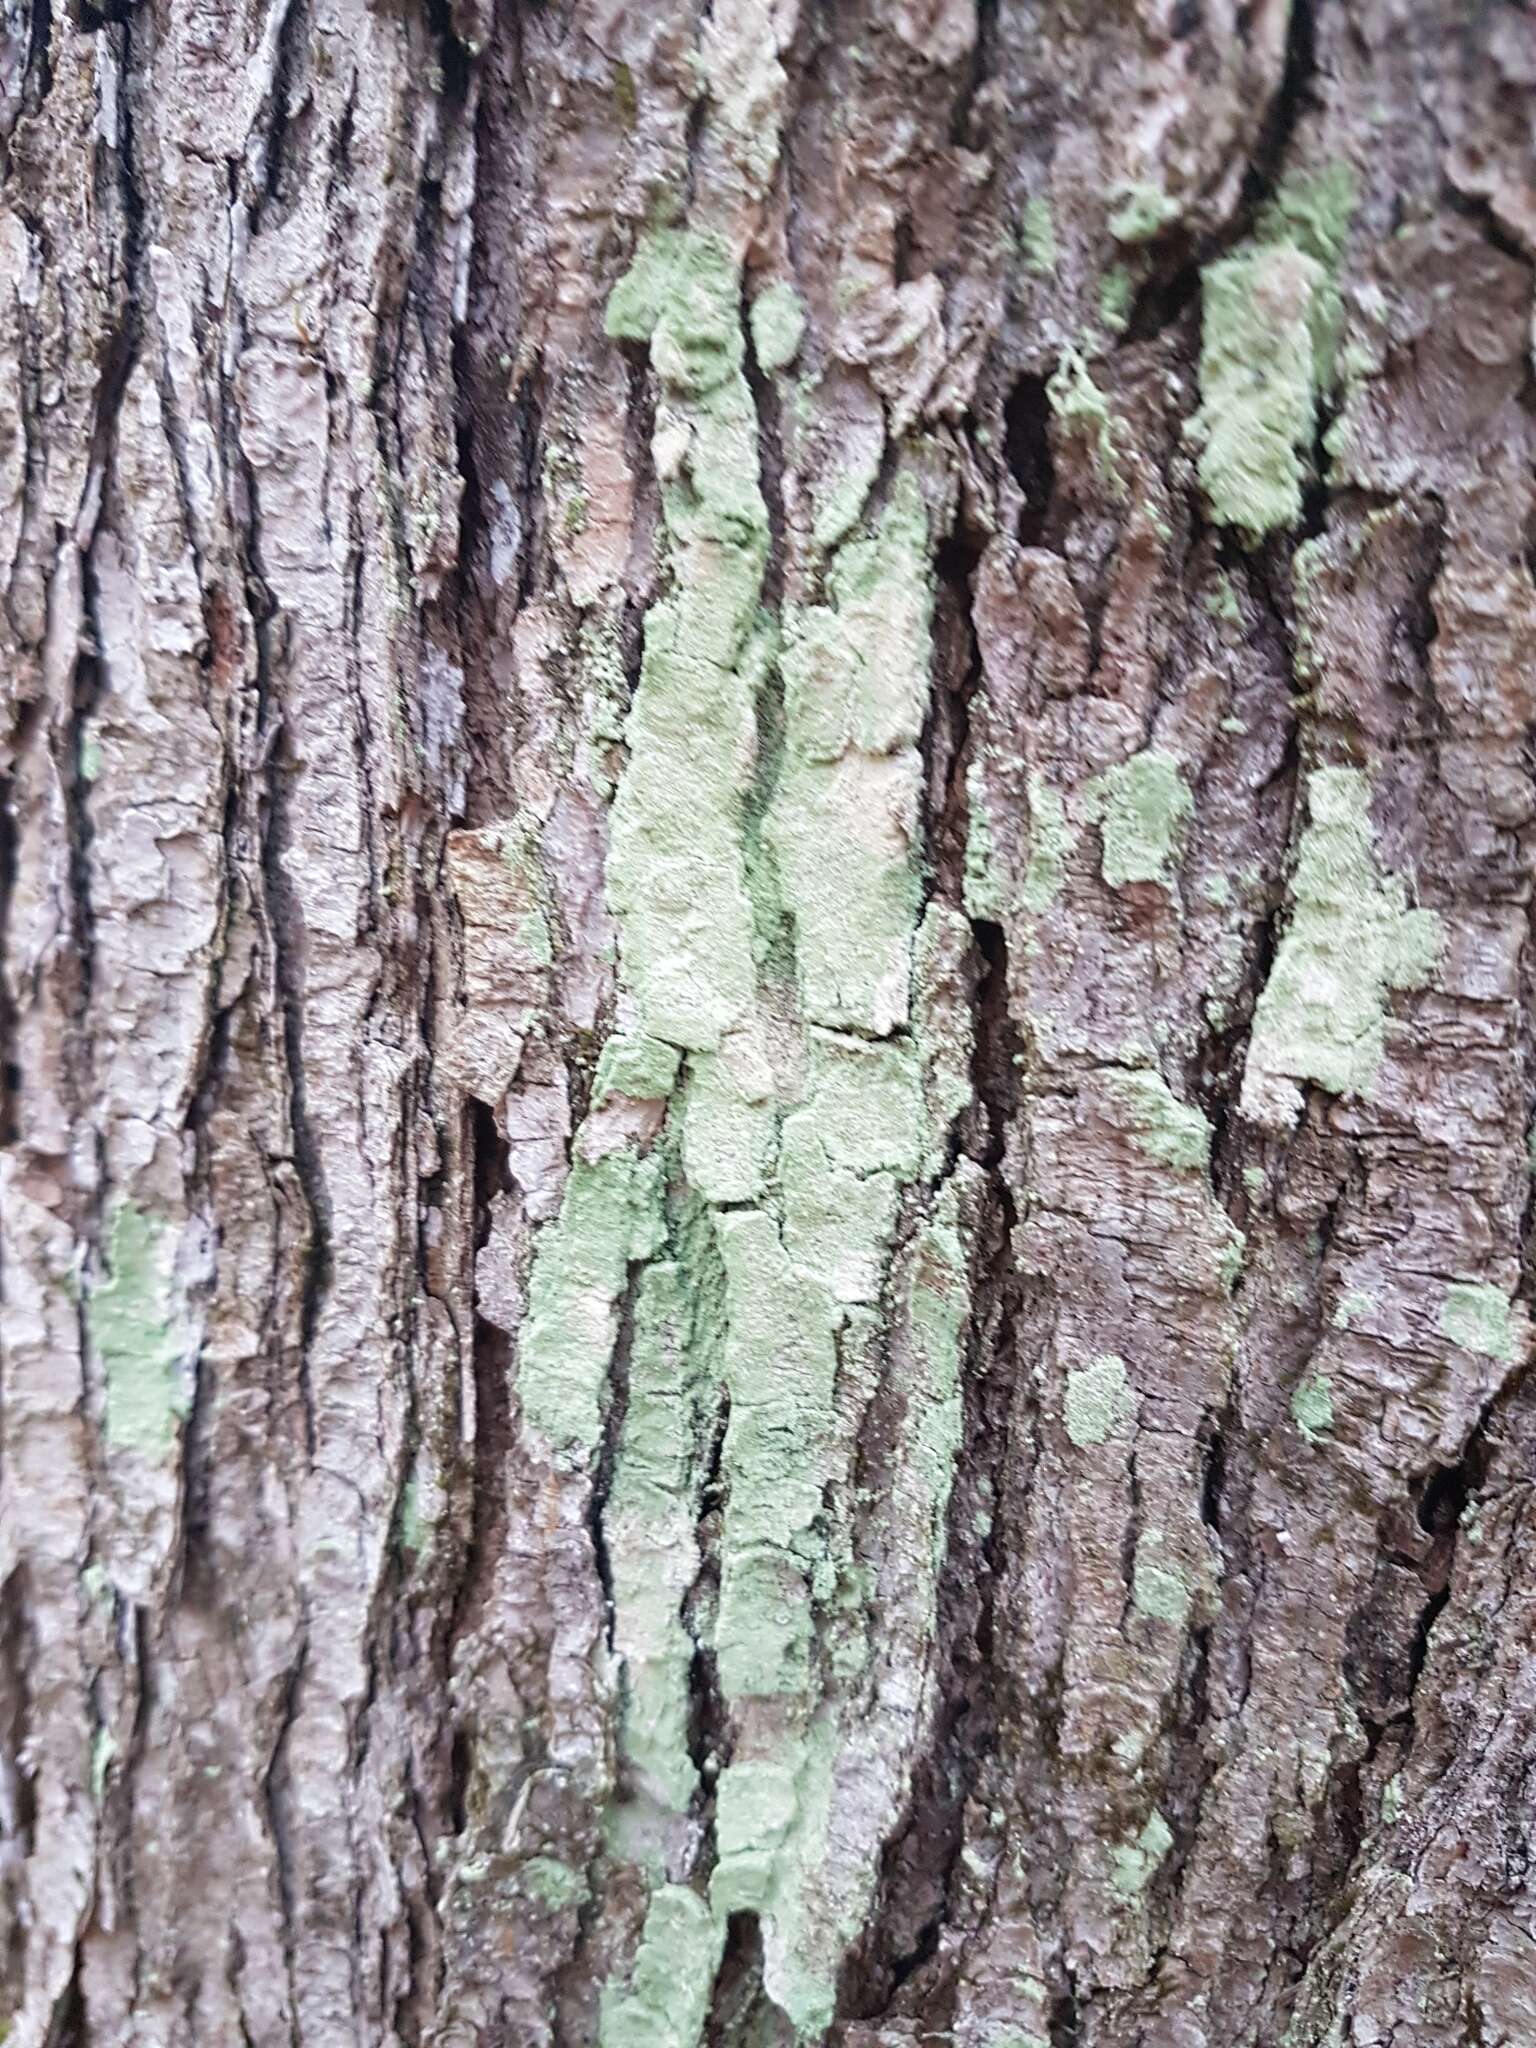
[504,223,978,2043]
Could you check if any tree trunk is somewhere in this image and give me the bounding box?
[2,0,1533,2042]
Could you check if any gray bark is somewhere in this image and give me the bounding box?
[1,1,1533,2044]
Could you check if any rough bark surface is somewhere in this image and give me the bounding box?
[1,1,1534,2044]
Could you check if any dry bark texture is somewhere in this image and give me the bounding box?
[1,1,1534,2043]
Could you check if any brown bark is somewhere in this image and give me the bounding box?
[1,2,1533,2044]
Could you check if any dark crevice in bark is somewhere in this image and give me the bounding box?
[259,707,328,1470]
[1123,256,1200,349]
[252,0,312,225]
[1050,1985,1080,2047]
[586,1272,639,1661]
[0,716,29,1147]
[263,1632,308,2046]
[948,0,996,148]
[1238,0,1318,224]
[446,1098,512,1652]
[685,1385,731,1789]
[704,1913,778,2048]
[0,1569,36,1996]
[743,304,788,618]
[1004,373,1055,548]
[929,522,987,894]
[839,915,1020,2027]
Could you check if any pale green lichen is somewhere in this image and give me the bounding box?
[1084,748,1192,889]
[517,1147,665,1459]
[91,1727,117,1803]
[1110,1068,1213,1173]
[1110,182,1178,244]
[1018,197,1056,274]
[1242,1165,1266,1196]
[1110,1810,1173,1899]
[1439,1281,1517,1364]
[1099,266,1133,333]
[604,227,769,1051]
[90,1201,187,1455]
[596,1033,684,1104]
[1291,1372,1335,1444]
[1240,768,1443,1125]
[398,1474,423,1556]
[1021,775,1075,914]
[1189,164,1354,541]
[1048,343,1121,490]
[963,764,1006,922]
[812,450,880,554]
[606,1252,715,1833]
[750,279,805,373]
[1333,1287,1375,1330]
[1064,1354,1133,1448]
[522,1855,591,1910]
[1133,1537,1192,1627]
[1380,1774,1404,1826]
[1205,573,1243,624]
[1260,162,1355,386]
[584,218,964,2048]
[768,478,932,1034]
[600,1885,724,2048]
[1189,244,1324,541]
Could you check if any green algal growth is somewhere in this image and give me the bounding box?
[1022,775,1076,914]
[1064,1354,1133,1448]
[768,477,933,1034]
[1291,1372,1335,1444]
[1110,1810,1173,1899]
[1110,1068,1212,1172]
[604,228,770,1050]
[600,1884,724,2048]
[1110,182,1178,244]
[1085,747,1192,888]
[1048,343,1121,490]
[750,280,806,373]
[91,1201,187,1455]
[1018,197,1056,274]
[1439,1281,1517,1364]
[1240,768,1443,1126]
[517,1145,665,1460]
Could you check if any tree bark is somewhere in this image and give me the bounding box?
[1,1,1533,2043]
